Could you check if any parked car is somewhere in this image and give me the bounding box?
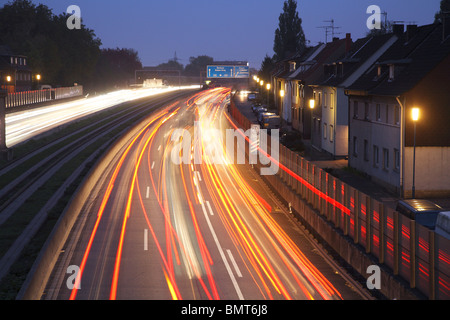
[247,93,257,101]
[395,199,444,229]
[251,103,262,112]
[253,106,267,115]
[257,112,276,124]
[262,115,281,131]
[435,211,450,239]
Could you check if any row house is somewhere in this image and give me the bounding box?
[288,36,350,139]
[345,23,450,198]
[310,32,398,157]
[0,45,32,93]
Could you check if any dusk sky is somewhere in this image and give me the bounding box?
[2,0,441,69]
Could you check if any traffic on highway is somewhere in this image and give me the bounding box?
[41,88,366,300]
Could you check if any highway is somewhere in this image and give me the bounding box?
[5,86,199,147]
[43,88,367,300]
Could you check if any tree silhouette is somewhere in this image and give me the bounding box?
[273,0,306,62]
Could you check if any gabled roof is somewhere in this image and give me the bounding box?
[315,33,396,88]
[272,46,321,79]
[364,23,450,96]
[346,23,444,95]
[289,38,348,85]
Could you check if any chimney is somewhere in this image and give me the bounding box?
[406,24,418,42]
[345,33,352,53]
[393,24,404,36]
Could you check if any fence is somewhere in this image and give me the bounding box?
[5,86,83,109]
[229,98,450,300]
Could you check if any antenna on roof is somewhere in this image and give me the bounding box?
[317,19,341,43]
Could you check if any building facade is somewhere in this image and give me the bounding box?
[346,23,450,198]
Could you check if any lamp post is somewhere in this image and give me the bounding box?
[36,74,41,90]
[279,89,285,130]
[309,99,315,145]
[411,107,419,198]
[266,83,271,106]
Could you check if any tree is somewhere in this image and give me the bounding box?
[434,0,450,23]
[157,59,184,73]
[0,0,101,89]
[259,55,275,82]
[95,48,142,91]
[273,0,306,62]
[183,55,214,77]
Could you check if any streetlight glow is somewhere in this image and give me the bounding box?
[412,108,420,121]
[36,74,41,81]
[280,90,285,97]
[266,83,271,90]
[309,99,315,109]
[6,75,11,82]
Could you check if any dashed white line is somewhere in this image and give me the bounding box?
[205,200,214,216]
[200,201,244,300]
[146,186,150,199]
[227,249,243,278]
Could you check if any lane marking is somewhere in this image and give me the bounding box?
[196,171,202,182]
[205,200,214,216]
[226,249,243,278]
[146,186,150,199]
[144,229,148,251]
[200,201,244,300]
[151,161,155,170]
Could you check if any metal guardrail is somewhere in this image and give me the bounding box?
[229,99,450,300]
[5,86,83,109]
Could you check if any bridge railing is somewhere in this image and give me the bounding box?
[5,86,83,109]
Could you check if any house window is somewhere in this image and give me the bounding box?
[323,93,327,108]
[330,93,334,109]
[364,140,369,162]
[376,104,381,121]
[364,102,370,120]
[394,105,400,125]
[353,101,359,119]
[389,65,395,81]
[353,137,358,157]
[323,123,327,139]
[329,125,334,142]
[318,92,322,107]
[385,104,389,123]
[373,145,379,167]
[383,148,390,170]
[394,149,400,171]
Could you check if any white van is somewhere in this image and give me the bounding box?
[435,211,450,240]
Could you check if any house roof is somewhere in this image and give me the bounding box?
[315,33,396,88]
[346,23,450,96]
[272,46,320,79]
[289,38,348,85]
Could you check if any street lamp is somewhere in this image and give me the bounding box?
[309,99,315,145]
[266,83,271,106]
[36,74,41,90]
[412,107,419,198]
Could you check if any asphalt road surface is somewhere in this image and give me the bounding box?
[43,88,367,300]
